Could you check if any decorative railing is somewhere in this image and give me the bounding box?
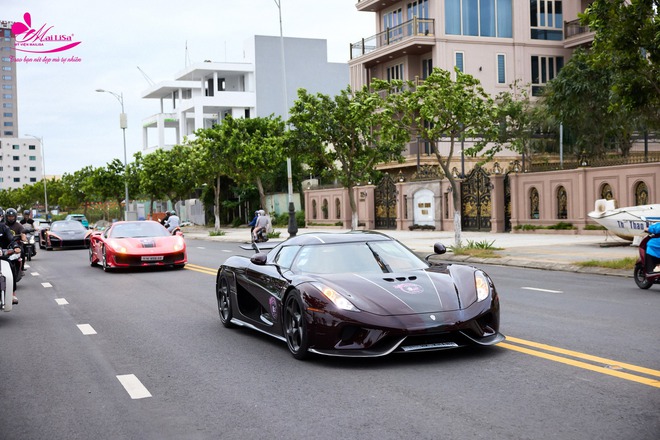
[351,17,435,60]
[564,19,591,39]
[528,153,660,173]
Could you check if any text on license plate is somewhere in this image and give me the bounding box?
[401,342,459,352]
[141,256,164,262]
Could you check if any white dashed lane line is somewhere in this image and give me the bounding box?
[117,374,152,399]
[55,298,68,305]
[521,287,563,294]
[41,282,52,288]
[77,324,97,335]
[31,272,39,276]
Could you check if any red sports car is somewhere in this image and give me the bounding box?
[88,220,186,271]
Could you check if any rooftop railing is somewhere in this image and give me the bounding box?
[564,19,591,39]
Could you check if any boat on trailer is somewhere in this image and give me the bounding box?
[587,199,660,241]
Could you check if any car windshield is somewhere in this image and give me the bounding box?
[51,221,87,232]
[292,241,428,274]
[109,222,170,238]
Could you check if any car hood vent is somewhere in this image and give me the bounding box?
[140,239,156,248]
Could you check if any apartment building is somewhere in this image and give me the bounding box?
[0,20,45,189]
[142,35,349,151]
[349,0,592,174]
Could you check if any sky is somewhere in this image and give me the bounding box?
[5,1,375,176]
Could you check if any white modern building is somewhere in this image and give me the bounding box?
[141,35,349,151]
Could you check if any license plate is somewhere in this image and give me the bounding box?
[401,342,459,352]
[141,256,164,262]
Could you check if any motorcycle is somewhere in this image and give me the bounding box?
[253,228,269,243]
[22,226,37,262]
[0,250,19,312]
[633,232,660,289]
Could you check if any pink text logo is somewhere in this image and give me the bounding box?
[11,12,81,54]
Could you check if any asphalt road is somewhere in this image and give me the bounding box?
[0,239,658,440]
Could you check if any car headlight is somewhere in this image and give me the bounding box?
[106,241,127,254]
[173,236,185,251]
[475,271,491,302]
[311,282,359,312]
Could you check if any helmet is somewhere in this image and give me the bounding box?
[170,210,177,216]
[23,210,30,217]
[5,208,17,225]
[0,208,4,220]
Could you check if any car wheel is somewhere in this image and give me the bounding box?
[102,247,112,272]
[89,246,98,267]
[174,264,186,269]
[634,263,652,289]
[283,290,310,360]
[216,274,234,328]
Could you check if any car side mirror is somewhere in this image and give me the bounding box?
[433,242,447,255]
[250,253,268,265]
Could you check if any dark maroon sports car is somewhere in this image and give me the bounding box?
[216,231,504,359]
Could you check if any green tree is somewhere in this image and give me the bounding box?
[581,0,660,128]
[541,49,638,157]
[401,68,498,246]
[59,166,96,214]
[289,85,410,229]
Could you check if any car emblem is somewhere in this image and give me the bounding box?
[393,283,424,294]
[430,315,436,321]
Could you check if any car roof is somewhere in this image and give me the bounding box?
[281,231,393,246]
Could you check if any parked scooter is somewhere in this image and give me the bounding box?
[633,231,660,289]
[0,250,19,312]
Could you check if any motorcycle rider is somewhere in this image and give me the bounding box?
[645,222,660,273]
[252,210,270,242]
[20,209,34,227]
[5,209,26,271]
[166,210,180,234]
[0,213,22,304]
[160,211,171,227]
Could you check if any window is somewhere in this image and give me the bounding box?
[335,198,341,219]
[29,156,36,161]
[3,122,12,126]
[531,0,563,40]
[497,53,506,84]
[383,8,403,42]
[30,178,37,182]
[600,183,613,200]
[445,0,512,37]
[387,63,405,88]
[13,177,20,183]
[530,187,540,219]
[3,131,13,135]
[407,0,430,33]
[635,181,649,206]
[12,166,19,171]
[3,112,11,117]
[1,57,9,62]
[455,52,464,72]
[2,94,11,99]
[28,145,35,150]
[29,166,36,171]
[1,84,11,89]
[12,155,19,160]
[2,75,11,80]
[3,103,12,108]
[2,66,12,71]
[556,186,567,219]
[422,58,433,79]
[12,144,18,149]
[531,56,564,96]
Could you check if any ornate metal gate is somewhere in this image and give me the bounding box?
[375,173,397,229]
[461,165,492,231]
[504,172,511,232]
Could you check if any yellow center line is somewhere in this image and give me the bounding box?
[504,336,660,378]
[185,264,217,276]
[499,342,660,389]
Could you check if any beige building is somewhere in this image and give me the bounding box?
[348,0,592,175]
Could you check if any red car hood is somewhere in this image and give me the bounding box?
[106,236,184,253]
[312,268,476,316]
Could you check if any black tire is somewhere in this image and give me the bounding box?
[89,246,98,267]
[216,273,234,328]
[283,290,310,360]
[174,264,185,269]
[634,264,652,289]
[102,247,112,272]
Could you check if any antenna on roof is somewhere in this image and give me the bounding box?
[185,40,192,67]
[137,66,155,86]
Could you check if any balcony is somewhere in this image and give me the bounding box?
[563,19,594,49]
[356,0,401,13]
[350,17,435,64]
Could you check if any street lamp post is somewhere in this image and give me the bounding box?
[96,89,130,221]
[25,134,48,219]
[274,0,298,237]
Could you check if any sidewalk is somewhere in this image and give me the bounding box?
[181,225,637,278]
